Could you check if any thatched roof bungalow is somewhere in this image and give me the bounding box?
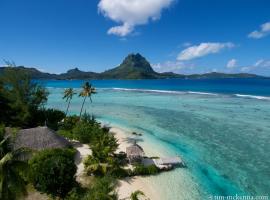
[126,143,145,164]
[6,126,70,150]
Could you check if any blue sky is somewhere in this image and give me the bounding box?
[0,0,270,75]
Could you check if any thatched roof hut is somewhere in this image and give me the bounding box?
[6,126,70,150]
[126,143,144,163]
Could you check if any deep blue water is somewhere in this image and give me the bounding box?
[41,78,270,96]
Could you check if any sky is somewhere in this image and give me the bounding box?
[0,0,270,76]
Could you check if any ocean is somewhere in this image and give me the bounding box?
[43,78,270,200]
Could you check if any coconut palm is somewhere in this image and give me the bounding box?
[130,190,145,200]
[79,82,96,118]
[85,176,117,200]
[63,88,76,115]
[0,138,30,200]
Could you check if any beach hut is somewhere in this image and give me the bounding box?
[126,142,145,164]
[6,126,70,151]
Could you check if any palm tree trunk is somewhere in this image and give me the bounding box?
[65,99,71,116]
[79,96,86,118]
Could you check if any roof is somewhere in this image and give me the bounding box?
[7,126,70,150]
[126,143,144,157]
[154,157,182,165]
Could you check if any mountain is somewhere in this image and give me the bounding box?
[58,68,99,79]
[0,66,58,79]
[186,72,262,79]
[0,54,266,79]
[100,53,157,79]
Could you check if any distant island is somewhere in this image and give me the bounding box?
[0,53,266,79]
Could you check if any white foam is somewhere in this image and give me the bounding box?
[187,91,218,96]
[107,87,218,96]
[235,94,270,100]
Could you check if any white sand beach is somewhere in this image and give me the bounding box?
[72,141,92,184]
[71,124,164,200]
[110,127,162,200]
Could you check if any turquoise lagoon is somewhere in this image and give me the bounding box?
[44,79,270,200]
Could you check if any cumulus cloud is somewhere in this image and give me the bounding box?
[177,42,235,61]
[226,59,237,68]
[98,0,174,36]
[248,22,270,39]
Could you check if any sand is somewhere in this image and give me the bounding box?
[72,140,92,184]
[110,127,161,200]
[71,125,161,200]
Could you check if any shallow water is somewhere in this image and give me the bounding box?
[44,79,270,199]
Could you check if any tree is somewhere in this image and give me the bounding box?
[0,80,11,124]
[91,132,118,163]
[130,190,145,200]
[63,88,76,115]
[72,121,96,143]
[79,82,96,118]
[0,67,49,127]
[66,177,117,200]
[42,108,65,130]
[29,148,77,198]
[0,138,30,200]
[84,177,117,200]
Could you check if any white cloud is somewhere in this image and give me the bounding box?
[241,59,270,72]
[177,42,235,61]
[248,22,270,39]
[98,0,174,36]
[254,59,264,67]
[107,23,133,36]
[226,59,237,68]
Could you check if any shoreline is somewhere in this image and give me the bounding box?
[71,121,165,199]
[109,126,163,200]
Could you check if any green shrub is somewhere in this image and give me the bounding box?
[31,108,65,130]
[133,164,159,176]
[81,113,97,125]
[59,116,80,131]
[67,177,117,200]
[44,109,65,130]
[0,123,5,140]
[72,121,95,143]
[84,177,117,200]
[29,148,77,198]
[109,167,130,178]
[57,129,74,140]
[65,185,88,200]
[91,132,118,162]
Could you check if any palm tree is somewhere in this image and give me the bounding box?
[63,88,76,115]
[130,190,145,200]
[0,138,30,200]
[85,176,117,200]
[79,82,96,118]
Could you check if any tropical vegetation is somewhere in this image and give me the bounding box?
[29,148,77,198]
[79,82,96,118]
[130,190,145,200]
[63,88,76,115]
[0,67,48,127]
[0,67,151,200]
[0,134,30,200]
